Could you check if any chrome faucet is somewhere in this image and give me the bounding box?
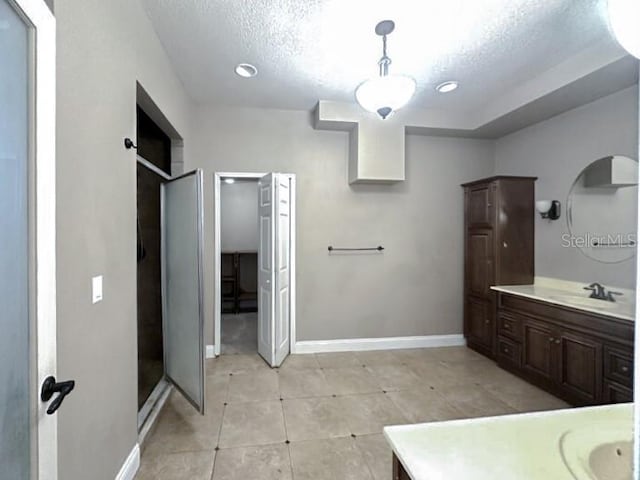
[583,282,623,302]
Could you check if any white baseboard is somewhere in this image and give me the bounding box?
[206,344,216,359]
[115,443,140,480]
[138,383,172,446]
[293,334,466,354]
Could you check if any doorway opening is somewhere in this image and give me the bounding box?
[136,106,170,418]
[220,178,260,354]
[135,86,206,436]
[214,172,297,367]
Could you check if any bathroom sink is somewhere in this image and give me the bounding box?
[559,422,633,480]
[548,294,627,312]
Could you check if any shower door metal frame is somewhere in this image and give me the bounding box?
[136,155,172,431]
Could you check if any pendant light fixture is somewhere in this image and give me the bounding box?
[355,20,416,120]
[608,0,640,59]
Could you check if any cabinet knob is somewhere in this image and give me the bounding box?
[621,366,629,373]
[555,339,560,345]
[548,337,555,343]
[503,241,508,248]
[503,323,510,329]
[485,320,490,324]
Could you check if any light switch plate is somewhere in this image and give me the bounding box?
[92,275,103,304]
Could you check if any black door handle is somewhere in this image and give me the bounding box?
[41,376,75,415]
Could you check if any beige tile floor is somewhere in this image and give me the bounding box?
[136,347,569,480]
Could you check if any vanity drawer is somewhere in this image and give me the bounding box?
[604,346,634,387]
[497,312,522,341]
[496,336,521,367]
[603,381,633,404]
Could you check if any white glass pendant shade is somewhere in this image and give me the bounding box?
[355,74,416,119]
[608,0,640,59]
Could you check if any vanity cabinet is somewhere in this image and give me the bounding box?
[496,292,633,406]
[462,176,537,357]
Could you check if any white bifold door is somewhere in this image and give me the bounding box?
[161,169,206,413]
[258,173,293,367]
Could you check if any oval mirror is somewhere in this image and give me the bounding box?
[567,155,638,264]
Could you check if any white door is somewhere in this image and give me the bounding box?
[0,0,58,479]
[257,174,292,367]
[161,170,206,413]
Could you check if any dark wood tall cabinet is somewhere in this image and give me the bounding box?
[462,176,537,357]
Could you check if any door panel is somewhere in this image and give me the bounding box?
[274,175,291,366]
[522,319,554,382]
[258,174,275,364]
[467,229,493,298]
[257,173,292,367]
[161,170,205,413]
[467,186,493,227]
[1,1,57,478]
[465,296,492,349]
[0,1,30,476]
[557,331,601,405]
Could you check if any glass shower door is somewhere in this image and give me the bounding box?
[161,169,206,413]
[0,0,31,477]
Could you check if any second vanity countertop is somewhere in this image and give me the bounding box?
[490,277,635,322]
[384,403,633,480]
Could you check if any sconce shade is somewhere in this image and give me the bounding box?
[536,200,561,220]
[535,200,552,214]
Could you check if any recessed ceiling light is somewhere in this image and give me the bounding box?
[235,63,258,78]
[436,81,459,93]
[224,178,235,184]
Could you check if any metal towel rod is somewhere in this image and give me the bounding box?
[328,246,384,252]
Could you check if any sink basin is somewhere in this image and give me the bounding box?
[548,294,625,311]
[560,422,633,480]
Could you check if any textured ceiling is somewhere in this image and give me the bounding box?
[141,0,621,111]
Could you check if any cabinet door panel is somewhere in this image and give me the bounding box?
[522,319,554,382]
[466,296,493,349]
[467,230,493,298]
[558,332,602,405]
[467,186,494,227]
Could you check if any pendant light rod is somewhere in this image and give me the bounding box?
[376,20,395,77]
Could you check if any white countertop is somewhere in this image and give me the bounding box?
[490,277,635,322]
[384,404,633,480]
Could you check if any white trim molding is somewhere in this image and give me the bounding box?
[138,385,172,446]
[114,443,140,480]
[206,344,216,359]
[293,334,466,354]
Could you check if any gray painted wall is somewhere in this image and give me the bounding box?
[55,0,193,478]
[494,86,639,288]
[221,181,259,252]
[189,107,496,342]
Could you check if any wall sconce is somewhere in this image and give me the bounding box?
[536,200,561,220]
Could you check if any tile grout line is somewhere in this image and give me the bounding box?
[208,366,232,480]
[279,394,296,480]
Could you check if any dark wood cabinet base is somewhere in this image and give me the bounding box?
[392,454,411,480]
[490,292,634,407]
